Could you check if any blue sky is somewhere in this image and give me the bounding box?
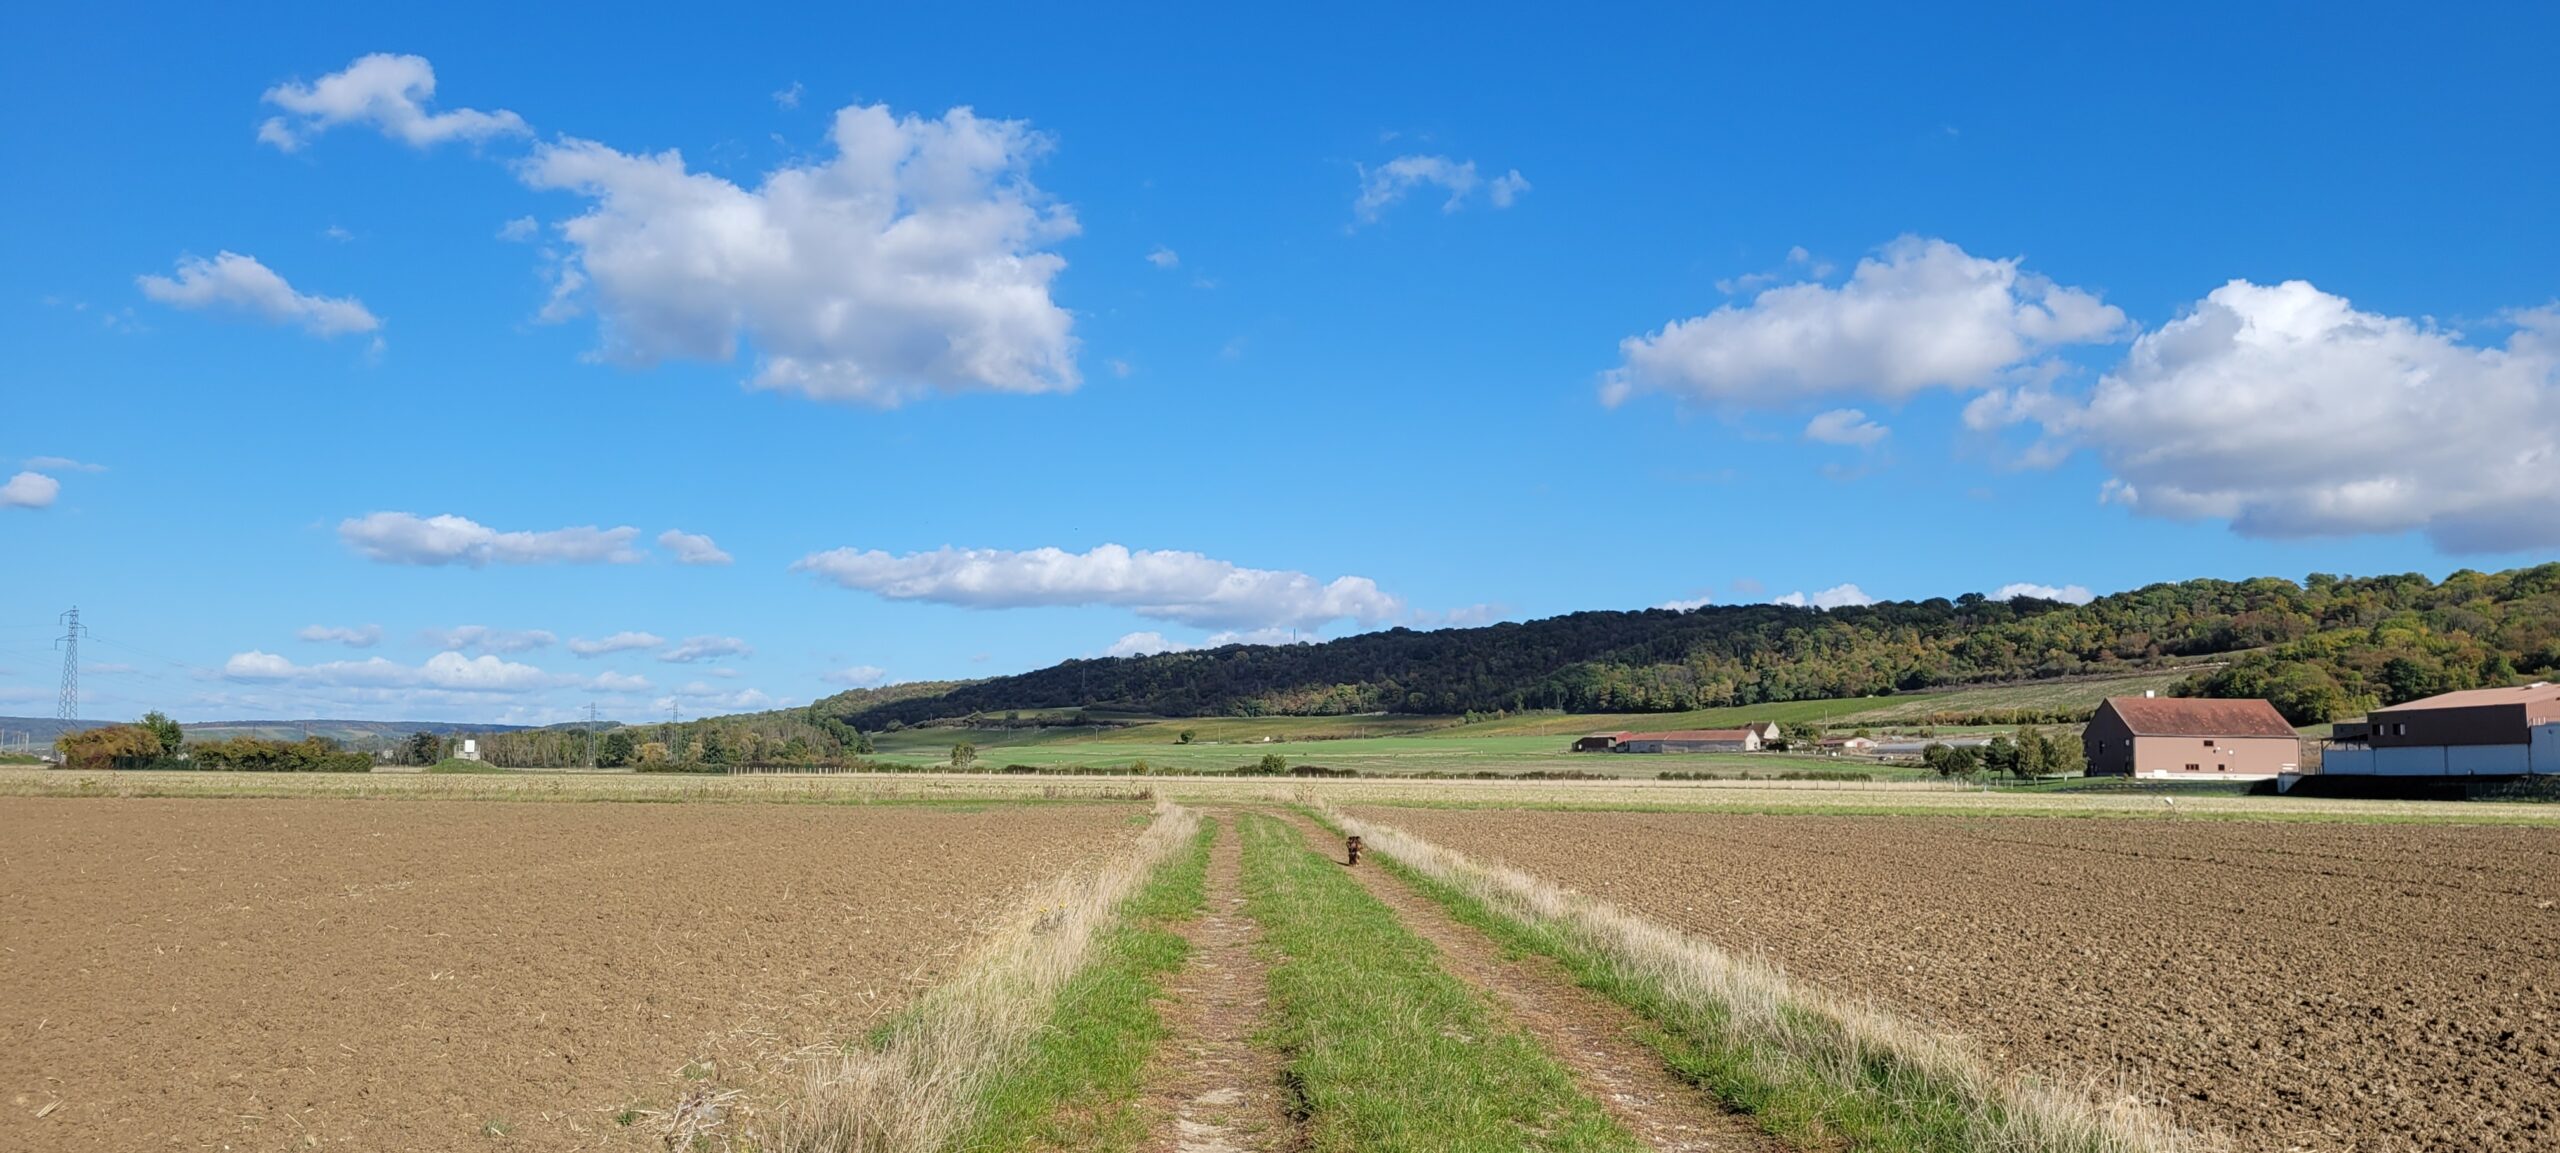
[5,2,2556,724]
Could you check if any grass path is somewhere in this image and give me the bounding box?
[1268,809,1780,1153]
[1132,813,1294,1152]
[1235,811,1647,1153]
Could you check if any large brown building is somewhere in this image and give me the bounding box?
[2083,694,2300,780]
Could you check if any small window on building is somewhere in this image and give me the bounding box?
[2185,763,2200,772]
[2203,739,2216,747]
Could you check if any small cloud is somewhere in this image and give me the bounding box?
[1803,408,1891,448]
[660,635,752,663]
[1106,357,1133,378]
[296,624,382,648]
[1106,631,1195,658]
[1353,154,1529,223]
[657,529,733,566]
[1772,583,1876,610]
[1657,595,1713,611]
[138,251,382,340]
[1145,246,1179,270]
[1729,578,1765,596]
[421,625,556,654]
[496,216,539,243]
[23,456,104,473]
[819,664,887,687]
[1,472,61,509]
[567,631,663,658]
[322,224,354,243]
[772,81,803,109]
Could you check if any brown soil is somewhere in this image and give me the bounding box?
[0,796,1141,1152]
[1137,813,1294,1153]
[1356,808,2560,1153]
[1279,813,1778,1153]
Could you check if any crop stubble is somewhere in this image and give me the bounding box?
[0,797,1141,1152]
[1355,807,2560,1153]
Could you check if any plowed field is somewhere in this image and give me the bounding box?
[0,797,1141,1152]
[1356,808,2560,1152]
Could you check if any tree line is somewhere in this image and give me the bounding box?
[54,713,369,772]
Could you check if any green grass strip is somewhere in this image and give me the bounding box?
[952,817,1215,1152]
[1235,812,1643,1153]
[1301,807,2166,1153]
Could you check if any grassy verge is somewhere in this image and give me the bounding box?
[757,803,1204,1151]
[1236,812,1642,1153]
[1315,806,2201,1153]
[952,816,1215,1151]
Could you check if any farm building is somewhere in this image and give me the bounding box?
[1816,736,1879,754]
[1744,721,1781,745]
[1571,732,1626,752]
[1614,727,1766,754]
[2083,694,2299,780]
[2319,682,2560,777]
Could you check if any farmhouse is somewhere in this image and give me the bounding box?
[2320,682,2560,777]
[2083,694,2299,780]
[1615,727,1765,754]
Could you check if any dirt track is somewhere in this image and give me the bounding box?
[0,797,1140,1152]
[1356,808,2560,1153]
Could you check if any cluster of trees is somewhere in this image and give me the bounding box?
[792,566,2559,730]
[1921,726,2086,779]
[54,712,186,770]
[190,736,371,773]
[54,713,370,773]
[2175,567,2560,721]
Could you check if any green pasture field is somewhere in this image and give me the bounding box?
[857,669,2201,776]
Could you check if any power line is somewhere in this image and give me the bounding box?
[55,607,82,722]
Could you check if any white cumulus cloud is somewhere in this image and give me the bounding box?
[792,543,1404,631]
[257,53,528,152]
[1105,631,1193,657]
[660,635,753,664]
[657,529,733,565]
[819,664,888,687]
[222,649,554,693]
[137,252,381,339]
[1803,408,1891,448]
[518,101,1079,406]
[1978,281,2560,553]
[1354,154,1529,223]
[296,623,382,648]
[567,631,665,658]
[1656,596,1714,611]
[1,472,60,509]
[1604,236,2125,407]
[1146,246,1179,269]
[590,671,653,693]
[338,512,645,566]
[1772,583,1877,609]
[1993,582,2095,605]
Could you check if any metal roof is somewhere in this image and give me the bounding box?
[2100,696,2297,739]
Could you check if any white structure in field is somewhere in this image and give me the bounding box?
[457,738,482,762]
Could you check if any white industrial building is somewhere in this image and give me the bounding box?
[2317,682,2560,777]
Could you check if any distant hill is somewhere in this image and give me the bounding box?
[0,717,533,748]
[809,565,2560,729]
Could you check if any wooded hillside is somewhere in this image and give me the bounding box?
[810,565,2560,728]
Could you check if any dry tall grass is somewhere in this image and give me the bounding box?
[754,801,1202,1152]
[1321,803,2218,1153]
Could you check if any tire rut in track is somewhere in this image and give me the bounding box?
[1137,812,1296,1153]
[1275,811,1782,1153]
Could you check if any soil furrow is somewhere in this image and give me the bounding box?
[1138,813,1295,1153]
[1276,811,1780,1153]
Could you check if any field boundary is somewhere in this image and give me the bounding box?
[750,801,1204,1152]
[1316,804,2215,1153]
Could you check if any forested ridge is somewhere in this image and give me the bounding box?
[812,564,2560,729]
